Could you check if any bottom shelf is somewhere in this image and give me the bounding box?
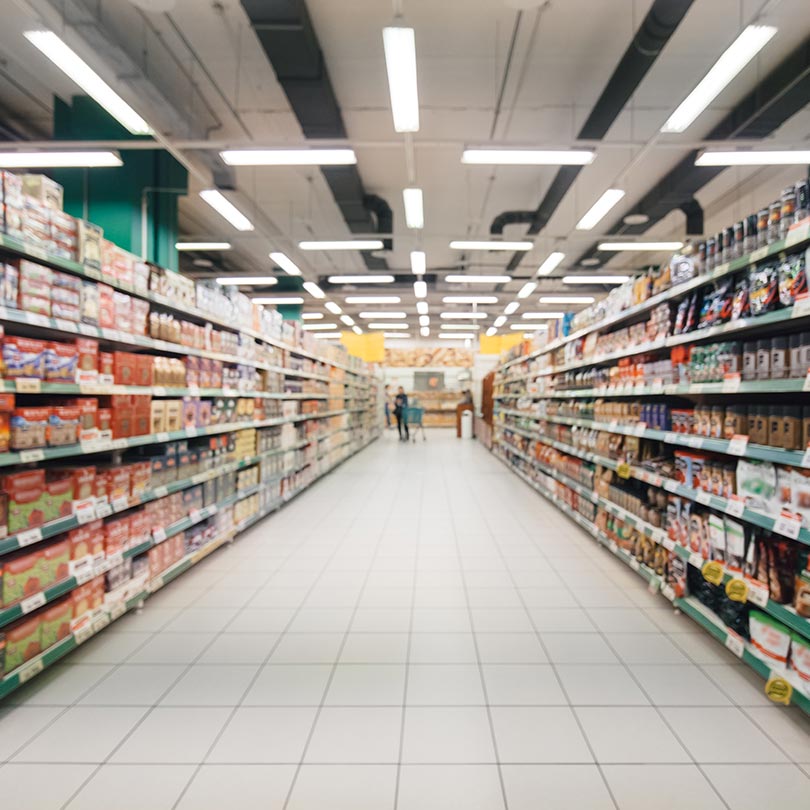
[0,432,379,700]
[491,447,810,716]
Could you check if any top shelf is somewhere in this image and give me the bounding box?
[500,218,810,371]
[0,233,369,379]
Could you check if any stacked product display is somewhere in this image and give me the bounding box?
[0,169,380,696]
[493,182,810,712]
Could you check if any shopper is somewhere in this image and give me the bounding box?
[394,386,410,441]
[384,384,392,428]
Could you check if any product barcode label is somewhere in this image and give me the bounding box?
[153,527,167,543]
[74,565,95,585]
[664,479,679,493]
[651,379,664,393]
[111,439,128,450]
[725,495,746,517]
[15,377,41,393]
[153,486,169,499]
[19,449,45,463]
[608,540,619,554]
[724,631,745,658]
[79,323,99,336]
[727,434,749,456]
[774,510,802,539]
[21,592,46,614]
[802,443,810,468]
[16,527,42,547]
[112,496,130,513]
[696,490,712,505]
[189,509,203,523]
[54,318,78,333]
[152,387,167,396]
[18,658,44,683]
[92,613,110,633]
[95,502,113,519]
[186,427,198,437]
[747,582,770,607]
[106,551,123,568]
[73,623,93,645]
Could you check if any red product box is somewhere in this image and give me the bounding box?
[69,398,98,437]
[45,342,78,383]
[68,520,104,561]
[111,412,132,439]
[47,406,80,447]
[129,510,150,546]
[98,284,115,329]
[107,467,131,500]
[94,470,109,502]
[2,336,47,379]
[104,516,129,555]
[75,338,98,376]
[10,406,49,451]
[70,580,95,618]
[113,352,137,386]
[134,354,153,387]
[43,539,70,583]
[97,408,112,434]
[99,352,114,380]
[130,462,151,496]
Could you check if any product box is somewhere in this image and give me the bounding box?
[150,400,166,433]
[77,220,103,270]
[44,476,74,521]
[45,342,79,383]
[4,615,41,673]
[40,597,73,649]
[129,461,151,496]
[3,469,47,533]
[1,548,43,606]
[104,517,130,555]
[97,285,114,330]
[68,520,104,563]
[22,174,64,210]
[129,510,150,547]
[134,354,153,387]
[113,351,137,386]
[2,336,47,379]
[75,338,98,381]
[48,406,80,447]
[42,539,70,584]
[0,393,14,453]
[10,407,49,450]
[70,577,103,618]
[165,400,183,432]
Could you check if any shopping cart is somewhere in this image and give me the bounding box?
[403,406,426,442]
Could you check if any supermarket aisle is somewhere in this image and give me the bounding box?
[2,432,810,810]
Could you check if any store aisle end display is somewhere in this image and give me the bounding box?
[0,169,380,697]
[493,185,810,713]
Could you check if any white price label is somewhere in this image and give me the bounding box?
[689,552,705,569]
[686,435,704,449]
[791,295,810,319]
[722,373,741,393]
[79,323,99,336]
[727,434,749,456]
[629,557,641,571]
[73,623,93,645]
[72,500,96,524]
[189,508,203,523]
[153,486,169,499]
[152,386,167,396]
[802,443,810,468]
[28,314,50,327]
[634,422,647,437]
[95,502,113,519]
[74,565,94,585]
[785,220,810,247]
[111,439,128,450]
[664,432,678,444]
[152,527,167,543]
[651,475,664,488]
[92,614,110,633]
[724,631,745,658]
[54,318,78,333]
[16,527,42,547]
[106,551,123,568]
[664,479,680,493]
[725,496,746,518]
[803,370,810,393]
[774,510,802,540]
[112,496,129,513]
[156,432,169,443]
[750,246,769,262]
[661,584,676,602]
[19,449,45,463]
[18,658,44,683]
[21,592,46,614]
[651,379,664,393]
[696,490,713,506]
[608,540,619,554]
[186,426,198,437]
[748,581,770,607]
[691,383,705,394]
[15,377,41,393]
[109,602,126,621]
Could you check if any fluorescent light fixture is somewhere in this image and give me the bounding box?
[340,315,355,326]
[414,281,427,299]
[695,150,810,166]
[441,312,487,319]
[24,31,152,135]
[442,296,498,304]
[563,275,631,285]
[215,276,277,286]
[359,311,407,319]
[345,296,401,304]
[269,252,302,276]
[303,282,325,299]
[0,150,122,168]
[504,302,520,315]
[403,188,424,228]
[450,240,532,251]
[461,149,594,165]
[384,332,410,339]
[382,26,419,133]
[444,275,509,284]
[369,322,409,329]
[328,275,395,284]
[419,315,430,326]
[314,332,342,339]
[420,326,430,337]
[416,301,429,315]
[598,242,682,252]
[536,251,565,276]
[486,327,497,336]
[441,323,480,330]
[520,312,565,319]
[199,190,254,231]
[439,333,475,340]
[324,301,342,314]
[220,148,356,165]
[517,282,537,299]
[176,241,231,251]
[538,296,595,304]
[352,325,363,335]
[410,250,426,275]
[661,25,777,133]
[511,324,549,330]
[575,189,625,231]
[299,240,384,250]
[302,313,324,320]
[252,296,304,305]
[493,316,507,327]
[302,323,339,330]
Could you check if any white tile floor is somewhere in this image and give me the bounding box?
[2,430,810,809]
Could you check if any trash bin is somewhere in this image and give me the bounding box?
[460,409,473,439]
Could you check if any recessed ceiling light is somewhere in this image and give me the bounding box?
[269,252,302,276]
[199,190,254,231]
[622,213,650,226]
[302,323,339,330]
[580,257,601,267]
[442,296,498,304]
[340,314,355,326]
[440,312,487,319]
[486,327,497,336]
[695,150,810,165]
[220,148,356,165]
[403,187,424,228]
[441,323,481,330]
[520,312,565,319]
[493,316,507,327]
[192,259,213,268]
[0,150,123,168]
[252,296,304,305]
[517,282,536,299]
[420,326,430,337]
[410,250,426,275]
[511,324,549,330]
[328,275,395,284]
[384,332,411,339]
[358,311,408,319]
[345,296,401,304]
[382,26,419,132]
[438,333,476,340]
[414,280,427,299]
[538,296,595,304]
[299,240,384,250]
[176,241,231,251]
[536,251,565,276]
[416,301,429,315]
[302,313,324,320]
[575,190,625,231]
[461,149,594,165]
[215,276,278,286]
[368,322,409,329]
[419,315,430,327]
[444,275,510,284]
[314,332,342,339]
[324,301,342,314]
[352,325,363,335]
[563,275,631,285]
[598,242,682,252]
[450,240,532,251]
[504,302,520,315]
[303,282,325,299]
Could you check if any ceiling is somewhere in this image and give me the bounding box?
[1,0,810,339]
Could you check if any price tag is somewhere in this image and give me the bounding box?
[79,323,99,336]
[28,314,50,327]
[651,379,664,394]
[109,602,127,621]
[73,504,96,532]
[803,370,810,393]
[0,305,6,320]
[724,631,745,658]
[153,486,169,499]
[106,551,123,568]
[112,496,129,513]
[722,373,741,393]
[702,560,725,585]
[686,435,703,449]
[750,246,769,263]
[186,426,198,437]
[664,479,679,493]
[633,422,647,437]
[629,557,641,571]
[19,449,45,463]
[696,489,713,505]
[152,386,167,396]
[92,613,110,633]
[111,438,128,450]
[73,623,94,645]
[152,527,167,543]
[785,219,810,247]
[664,432,678,444]
[691,383,705,394]
[54,318,78,333]
[190,508,203,523]
[661,583,676,602]
[95,502,113,519]
[725,495,746,517]
[74,564,95,585]
[18,657,45,683]
[747,580,770,607]
[791,295,810,319]
[608,419,618,432]
[689,551,705,569]
[16,527,42,547]
[774,509,802,540]
[651,475,664,488]
[15,377,41,393]
[727,434,749,456]
[608,540,619,554]
[21,592,46,614]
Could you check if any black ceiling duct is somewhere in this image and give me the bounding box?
[573,36,810,268]
[240,0,391,268]
[491,210,535,236]
[491,0,695,272]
